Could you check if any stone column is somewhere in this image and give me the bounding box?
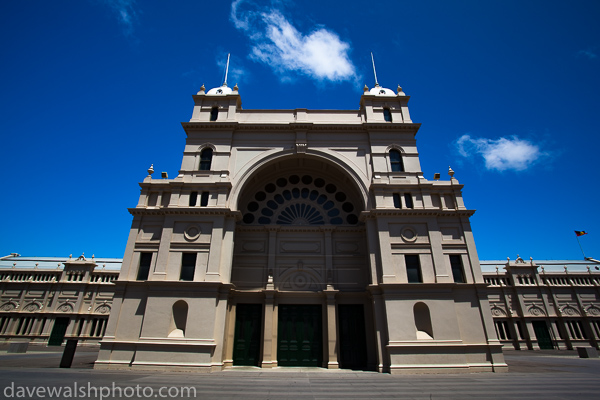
[206,216,225,282]
[153,217,174,279]
[219,216,237,283]
[211,286,231,371]
[321,227,334,284]
[261,289,277,368]
[324,289,339,369]
[427,218,451,283]
[365,217,380,285]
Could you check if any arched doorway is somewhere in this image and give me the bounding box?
[227,155,374,369]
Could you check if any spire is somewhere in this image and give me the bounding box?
[371,52,379,87]
[223,53,230,87]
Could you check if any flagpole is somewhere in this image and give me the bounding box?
[576,235,587,259]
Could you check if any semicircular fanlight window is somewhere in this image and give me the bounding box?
[241,174,360,226]
[277,204,324,225]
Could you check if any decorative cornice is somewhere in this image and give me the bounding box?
[234,224,366,233]
[138,181,233,189]
[182,121,421,133]
[361,209,475,218]
[129,208,242,219]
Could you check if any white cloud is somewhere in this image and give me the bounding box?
[456,134,545,172]
[99,0,139,36]
[230,0,358,82]
[577,48,598,60]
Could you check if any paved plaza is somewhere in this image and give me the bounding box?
[0,345,599,399]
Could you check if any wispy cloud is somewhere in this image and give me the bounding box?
[230,0,358,82]
[577,48,598,60]
[99,0,139,37]
[455,134,546,172]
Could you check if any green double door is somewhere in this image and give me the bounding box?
[232,304,263,366]
[277,304,323,367]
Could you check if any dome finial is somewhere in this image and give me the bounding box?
[223,53,230,87]
[371,52,380,87]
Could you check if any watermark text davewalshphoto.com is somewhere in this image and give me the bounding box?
[3,382,196,399]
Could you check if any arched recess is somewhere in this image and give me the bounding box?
[168,300,188,338]
[229,150,370,213]
[236,155,365,226]
[231,152,371,292]
[414,302,433,340]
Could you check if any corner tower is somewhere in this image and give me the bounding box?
[95,79,506,373]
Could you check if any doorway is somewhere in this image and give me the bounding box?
[532,320,554,349]
[277,304,322,367]
[48,317,70,346]
[232,304,263,366]
[338,304,368,370]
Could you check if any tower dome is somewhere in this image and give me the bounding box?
[206,85,233,95]
[368,84,396,96]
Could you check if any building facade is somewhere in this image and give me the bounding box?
[0,254,120,346]
[481,257,600,351]
[2,254,598,356]
[91,81,507,373]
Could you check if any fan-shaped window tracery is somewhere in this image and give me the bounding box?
[241,174,360,225]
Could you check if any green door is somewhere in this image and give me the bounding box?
[233,304,263,366]
[278,305,322,367]
[338,304,368,370]
[532,321,554,349]
[48,317,70,346]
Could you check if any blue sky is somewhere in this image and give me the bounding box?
[1,0,599,261]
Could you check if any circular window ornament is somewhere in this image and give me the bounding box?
[401,227,418,242]
[184,225,201,242]
[293,273,308,288]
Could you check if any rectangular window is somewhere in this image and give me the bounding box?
[555,321,564,339]
[200,191,209,207]
[392,193,401,209]
[516,321,525,339]
[89,319,98,336]
[383,108,392,122]
[449,255,466,283]
[389,150,404,172]
[495,321,511,340]
[566,320,587,339]
[405,255,422,283]
[180,253,197,281]
[136,252,152,281]
[77,318,85,336]
[404,193,413,209]
[189,191,198,206]
[210,107,218,121]
[592,321,600,339]
[38,318,47,335]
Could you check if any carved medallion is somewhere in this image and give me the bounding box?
[95,304,111,314]
[23,303,40,312]
[0,302,16,311]
[528,305,545,316]
[184,225,201,242]
[491,306,507,317]
[57,303,73,313]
